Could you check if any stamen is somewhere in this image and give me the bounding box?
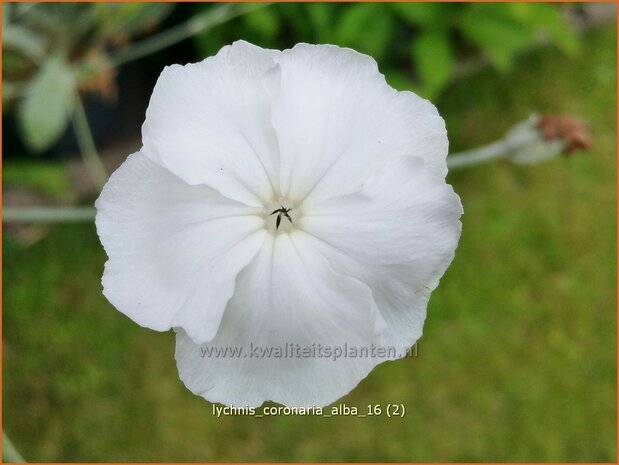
[269,206,293,230]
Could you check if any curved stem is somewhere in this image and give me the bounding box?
[71,92,107,190]
[91,3,270,73]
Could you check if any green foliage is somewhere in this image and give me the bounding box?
[242,7,280,41]
[460,4,541,71]
[391,2,450,26]
[193,3,579,98]
[18,56,75,152]
[411,29,454,98]
[305,3,335,43]
[2,23,46,62]
[3,3,174,152]
[507,3,580,55]
[334,3,393,59]
[92,3,174,40]
[3,161,74,202]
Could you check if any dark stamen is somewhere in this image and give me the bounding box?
[270,206,293,230]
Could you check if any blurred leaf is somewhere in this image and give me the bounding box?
[121,3,174,35]
[4,161,74,201]
[193,29,226,61]
[242,7,280,40]
[391,3,451,27]
[3,50,32,76]
[32,4,92,42]
[383,68,412,91]
[507,3,580,55]
[191,4,228,59]
[93,3,174,40]
[459,4,535,71]
[335,4,393,60]
[336,4,377,45]
[412,29,454,97]
[18,56,75,152]
[306,3,335,43]
[279,4,312,39]
[3,24,46,62]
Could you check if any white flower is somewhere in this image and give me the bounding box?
[95,41,462,408]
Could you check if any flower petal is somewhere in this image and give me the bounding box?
[269,43,448,207]
[175,232,387,408]
[95,151,267,344]
[300,156,463,351]
[142,40,280,206]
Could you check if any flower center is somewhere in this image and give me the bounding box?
[264,198,299,233]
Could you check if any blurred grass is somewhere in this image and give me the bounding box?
[3,161,74,202]
[3,25,616,462]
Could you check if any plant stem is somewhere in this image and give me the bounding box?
[71,92,107,190]
[447,139,512,169]
[101,3,269,71]
[447,127,541,170]
[3,432,25,463]
[3,206,97,223]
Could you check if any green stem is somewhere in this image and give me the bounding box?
[3,432,25,463]
[71,92,107,190]
[3,206,97,223]
[94,3,270,73]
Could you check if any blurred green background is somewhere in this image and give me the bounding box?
[3,2,617,462]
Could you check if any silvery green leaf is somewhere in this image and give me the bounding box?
[18,55,75,152]
[3,24,46,61]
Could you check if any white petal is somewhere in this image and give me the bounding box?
[142,40,280,206]
[175,232,387,408]
[300,156,463,350]
[269,43,448,207]
[95,151,267,344]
